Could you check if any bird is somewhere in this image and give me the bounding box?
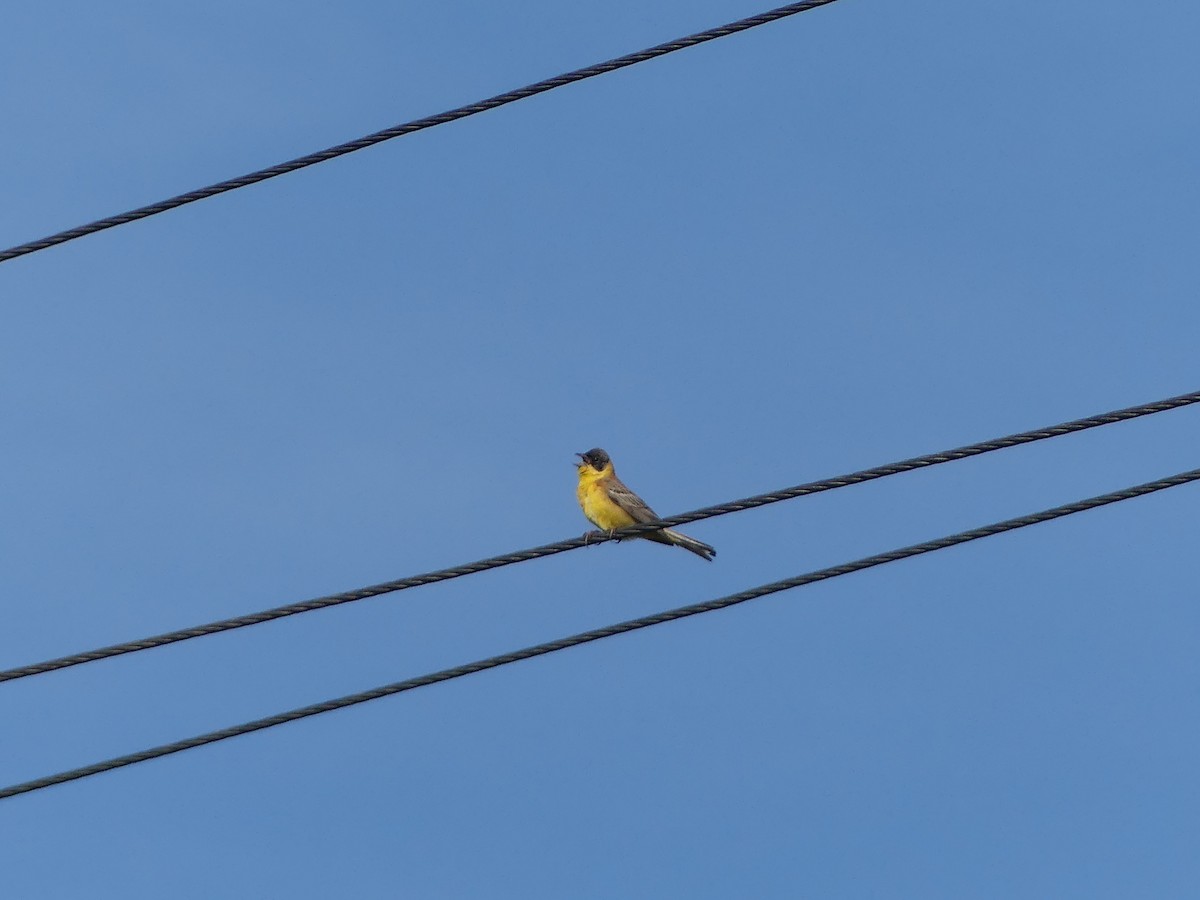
[575,447,716,561]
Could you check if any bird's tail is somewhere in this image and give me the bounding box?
[647,528,717,562]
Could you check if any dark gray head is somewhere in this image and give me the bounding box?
[576,448,612,471]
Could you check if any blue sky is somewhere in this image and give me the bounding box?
[2,1,1198,896]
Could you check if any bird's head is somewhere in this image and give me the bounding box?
[576,447,612,475]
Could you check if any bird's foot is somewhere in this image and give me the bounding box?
[582,529,605,545]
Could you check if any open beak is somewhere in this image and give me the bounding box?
[574,453,587,467]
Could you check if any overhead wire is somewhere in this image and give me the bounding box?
[0,0,842,265]
[1,388,1198,685]
[2,466,1196,801]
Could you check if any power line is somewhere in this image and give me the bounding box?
[3,466,1195,801]
[1,388,1197,685]
[0,0,841,266]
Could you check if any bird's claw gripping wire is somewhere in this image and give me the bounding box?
[582,529,620,545]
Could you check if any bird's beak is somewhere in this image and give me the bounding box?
[574,453,586,467]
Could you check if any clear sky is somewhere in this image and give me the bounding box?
[2,1,1198,896]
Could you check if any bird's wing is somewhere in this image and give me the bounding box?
[604,476,660,524]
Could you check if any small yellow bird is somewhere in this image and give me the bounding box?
[575,447,716,561]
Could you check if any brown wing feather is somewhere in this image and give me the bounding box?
[602,473,716,560]
[602,476,660,524]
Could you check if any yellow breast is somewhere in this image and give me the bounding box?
[577,469,636,531]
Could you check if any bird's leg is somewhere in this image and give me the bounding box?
[582,529,605,545]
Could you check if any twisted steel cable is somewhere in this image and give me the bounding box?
[3,466,1195,801]
[1,388,1197,684]
[0,0,841,265]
